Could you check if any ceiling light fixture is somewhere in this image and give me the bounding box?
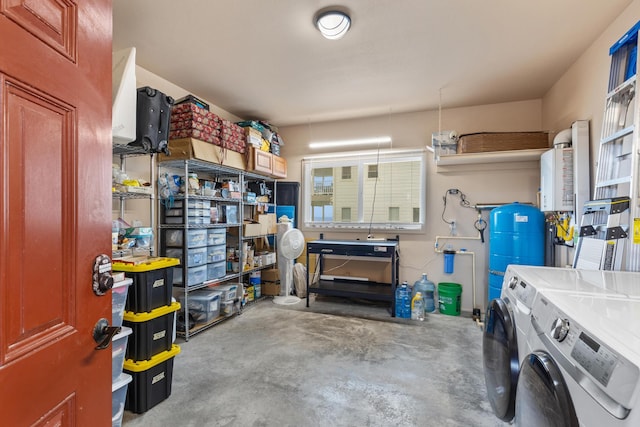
[309,136,392,149]
[314,8,351,40]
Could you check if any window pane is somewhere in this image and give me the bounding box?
[388,207,400,221]
[368,164,378,178]
[303,150,424,231]
[341,166,352,180]
[363,160,421,224]
[341,207,351,221]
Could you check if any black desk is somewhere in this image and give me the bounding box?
[305,239,400,317]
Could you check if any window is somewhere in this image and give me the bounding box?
[341,166,352,180]
[388,207,399,221]
[302,149,425,231]
[341,207,352,221]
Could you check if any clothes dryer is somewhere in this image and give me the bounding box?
[482,265,635,423]
[517,287,640,426]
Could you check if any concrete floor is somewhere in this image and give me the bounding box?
[122,296,508,427]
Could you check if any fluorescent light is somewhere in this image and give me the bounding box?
[309,136,392,149]
[314,10,351,40]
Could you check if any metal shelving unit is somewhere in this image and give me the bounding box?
[112,145,156,257]
[157,158,277,340]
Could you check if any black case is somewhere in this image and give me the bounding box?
[130,86,174,154]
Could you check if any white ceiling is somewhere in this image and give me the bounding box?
[113,0,632,127]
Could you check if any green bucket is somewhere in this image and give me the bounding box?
[438,282,462,316]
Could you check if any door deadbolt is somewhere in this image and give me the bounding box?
[92,254,113,296]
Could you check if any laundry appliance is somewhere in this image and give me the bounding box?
[517,287,640,426]
[482,265,640,423]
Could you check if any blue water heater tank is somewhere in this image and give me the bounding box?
[488,203,545,302]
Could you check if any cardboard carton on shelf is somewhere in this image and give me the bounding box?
[243,220,263,237]
[456,131,549,154]
[158,137,246,171]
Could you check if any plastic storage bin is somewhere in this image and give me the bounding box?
[112,278,132,327]
[207,228,226,245]
[123,302,180,361]
[221,300,234,317]
[113,257,179,313]
[112,372,132,427]
[165,246,207,267]
[173,265,207,287]
[207,244,226,263]
[177,288,221,325]
[163,228,208,248]
[214,283,238,301]
[112,326,132,382]
[172,199,211,209]
[124,345,181,414]
[207,261,226,280]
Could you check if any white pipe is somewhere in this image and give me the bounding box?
[434,234,481,320]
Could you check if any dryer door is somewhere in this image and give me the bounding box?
[483,298,519,422]
[515,351,579,427]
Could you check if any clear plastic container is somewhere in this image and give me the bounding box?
[111,278,132,327]
[112,326,132,382]
[112,372,132,427]
[413,273,436,313]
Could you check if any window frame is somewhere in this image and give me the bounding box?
[302,149,426,232]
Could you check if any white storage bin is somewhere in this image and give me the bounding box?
[207,244,226,263]
[112,326,132,382]
[177,289,222,325]
[165,247,207,267]
[112,373,132,427]
[163,229,208,248]
[207,261,226,280]
[214,283,238,301]
[207,228,226,246]
[173,265,207,287]
[112,278,132,327]
[172,199,211,209]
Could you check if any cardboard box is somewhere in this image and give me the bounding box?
[158,138,246,171]
[258,213,277,235]
[322,257,393,284]
[457,132,549,154]
[243,220,263,237]
[261,282,281,296]
[260,268,280,283]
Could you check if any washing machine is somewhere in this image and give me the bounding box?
[482,265,638,423]
[516,286,640,426]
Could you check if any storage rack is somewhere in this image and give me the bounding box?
[113,144,156,256]
[157,158,277,340]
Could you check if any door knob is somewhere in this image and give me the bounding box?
[93,318,121,350]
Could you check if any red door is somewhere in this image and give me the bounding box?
[0,1,113,425]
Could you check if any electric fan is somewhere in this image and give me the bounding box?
[273,221,305,305]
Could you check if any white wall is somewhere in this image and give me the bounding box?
[278,100,544,315]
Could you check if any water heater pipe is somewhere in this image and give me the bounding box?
[434,234,483,328]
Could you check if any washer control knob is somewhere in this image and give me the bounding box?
[551,318,570,342]
[508,276,518,290]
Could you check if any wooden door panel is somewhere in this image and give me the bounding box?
[0,0,113,425]
[3,76,74,364]
[1,0,77,60]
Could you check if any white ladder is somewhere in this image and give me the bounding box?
[575,22,640,271]
[573,197,630,270]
